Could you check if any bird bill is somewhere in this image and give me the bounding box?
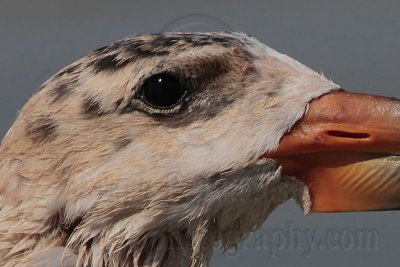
[266,91,400,212]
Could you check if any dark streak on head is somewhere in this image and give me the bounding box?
[91,38,171,73]
[265,77,286,98]
[42,62,82,103]
[26,116,58,144]
[82,97,108,118]
[92,54,132,73]
[49,78,79,103]
[176,33,245,48]
[90,33,246,73]
[125,43,171,58]
[115,137,133,150]
[61,63,82,76]
[52,63,82,80]
[92,45,109,54]
[114,98,123,111]
[179,54,233,91]
[266,91,279,98]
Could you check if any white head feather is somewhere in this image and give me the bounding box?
[0,32,339,266]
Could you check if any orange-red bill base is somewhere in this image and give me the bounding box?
[265,91,400,212]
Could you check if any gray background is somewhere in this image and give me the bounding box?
[1,0,400,266]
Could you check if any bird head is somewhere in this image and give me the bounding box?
[0,32,399,266]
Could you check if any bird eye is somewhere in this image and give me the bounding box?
[140,74,186,109]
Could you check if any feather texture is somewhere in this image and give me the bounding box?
[0,32,338,266]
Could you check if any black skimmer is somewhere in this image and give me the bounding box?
[0,32,399,266]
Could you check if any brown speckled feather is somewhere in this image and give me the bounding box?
[0,32,338,266]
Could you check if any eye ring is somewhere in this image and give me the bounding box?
[139,73,187,110]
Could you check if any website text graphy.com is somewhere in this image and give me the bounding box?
[220,220,379,258]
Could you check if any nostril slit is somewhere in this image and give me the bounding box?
[326,131,370,139]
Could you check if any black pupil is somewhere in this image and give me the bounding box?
[142,74,184,108]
